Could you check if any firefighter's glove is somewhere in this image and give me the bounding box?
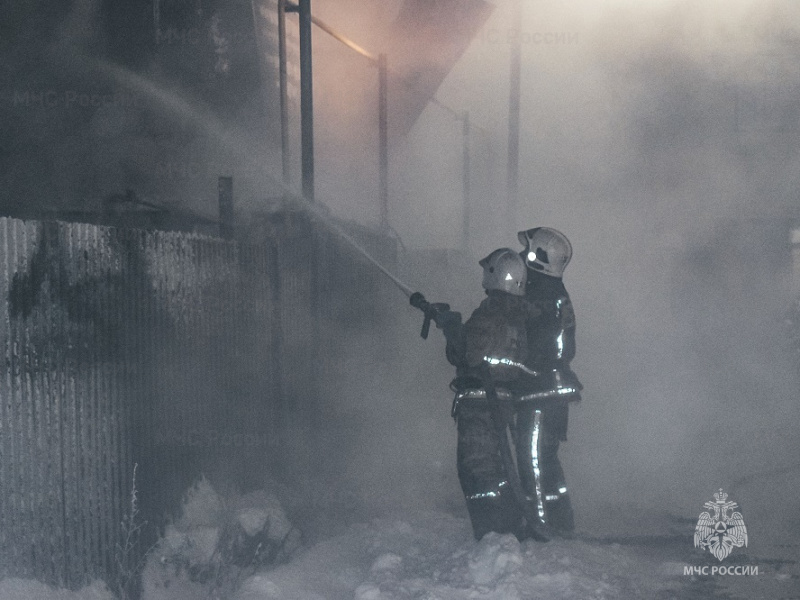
[433,308,463,345]
[433,307,461,331]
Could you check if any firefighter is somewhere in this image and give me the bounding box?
[410,237,580,540]
[446,248,539,540]
[516,227,582,534]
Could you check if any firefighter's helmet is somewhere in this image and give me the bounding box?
[517,227,572,278]
[479,248,527,296]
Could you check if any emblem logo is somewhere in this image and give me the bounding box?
[694,489,748,561]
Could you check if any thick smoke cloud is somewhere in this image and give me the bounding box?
[370,0,800,542]
[480,0,800,539]
[2,0,799,548]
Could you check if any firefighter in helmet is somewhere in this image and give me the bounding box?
[412,232,581,540]
[447,248,539,540]
[515,227,582,534]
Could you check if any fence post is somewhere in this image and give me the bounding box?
[218,176,234,239]
[268,243,285,452]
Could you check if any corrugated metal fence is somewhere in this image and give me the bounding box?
[0,213,394,589]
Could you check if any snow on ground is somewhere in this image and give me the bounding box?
[1,481,798,599]
[141,477,301,600]
[0,579,113,600]
[234,511,649,600]
[232,508,800,600]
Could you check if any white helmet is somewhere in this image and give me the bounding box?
[479,248,527,296]
[517,227,572,278]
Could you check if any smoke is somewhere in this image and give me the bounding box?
[332,0,800,541]
[262,0,800,544]
[480,0,800,537]
[3,0,800,547]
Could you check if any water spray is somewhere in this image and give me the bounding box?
[94,58,420,302]
[92,59,552,540]
[281,190,416,299]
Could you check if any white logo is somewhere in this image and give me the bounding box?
[694,489,748,561]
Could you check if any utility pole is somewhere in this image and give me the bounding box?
[295,0,314,201]
[462,111,471,249]
[507,0,522,221]
[278,0,291,185]
[378,53,389,233]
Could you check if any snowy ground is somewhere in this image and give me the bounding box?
[132,473,792,600]
[1,481,797,600]
[0,580,113,600]
[231,510,799,600]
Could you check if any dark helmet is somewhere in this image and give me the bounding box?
[517,227,572,278]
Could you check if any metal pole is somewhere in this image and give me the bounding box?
[278,0,291,185]
[298,0,314,200]
[462,111,471,249]
[268,245,285,453]
[218,176,234,239]
[295,0,320,447]
[507,0,522,220]
[153,0,161,45]
[378,53,389,233]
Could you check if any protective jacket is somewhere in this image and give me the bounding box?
[465,291,531,381]
[446,291,537,388]
[521,270,582,401]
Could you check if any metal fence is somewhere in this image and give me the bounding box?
[0,212,394,589]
